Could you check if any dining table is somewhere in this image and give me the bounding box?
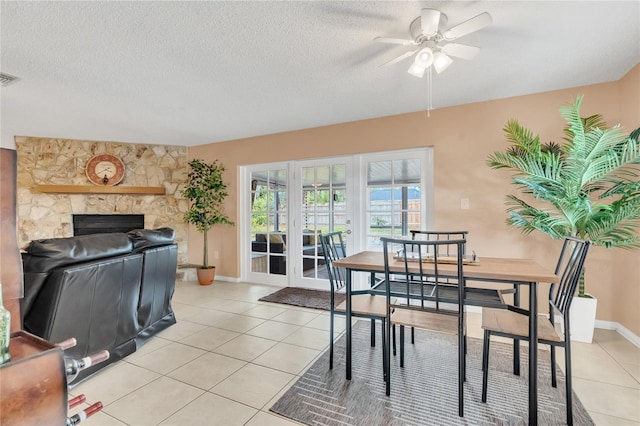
[332,251,559,425]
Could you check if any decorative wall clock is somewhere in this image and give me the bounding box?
[85,154,125,186]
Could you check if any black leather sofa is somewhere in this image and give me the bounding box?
[21,228,178,384]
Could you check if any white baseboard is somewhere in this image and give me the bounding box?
[213,275,241,283]
[595,319,640,348]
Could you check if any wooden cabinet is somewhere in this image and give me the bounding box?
[0,331,67,425]
[1,149,68,425]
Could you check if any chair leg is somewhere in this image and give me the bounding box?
[392,324,397,356]
[371,318,376,347]
[399,325,405,368]
[482,329,491,403]
[465,333,468,355]
[329,311,334,370]
[463,332,467,382]
[513,339,520,376]
[565,341,574,426]
[385,319,391,396]
[458,328,464,417]
[381,319,386,379]
[550,345,557,388]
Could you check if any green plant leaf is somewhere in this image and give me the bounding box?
[488,97,640,295]
[182,159,235,268]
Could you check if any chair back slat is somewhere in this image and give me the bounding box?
[410,230,468,257]
[381,236,466,312]
[551,236,591,315]
[320,232,347,293]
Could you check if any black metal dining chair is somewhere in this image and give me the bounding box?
[481,236,590,426]
[320,231,389,370]
[410,230,469,255]
[404,230,469,345]
[374,230,506,353]
[381,236,467,417]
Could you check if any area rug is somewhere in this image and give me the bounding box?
[270,321,593,425]
[259,287,344,311]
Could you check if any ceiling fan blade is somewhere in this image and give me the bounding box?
[442,43,480,60]
[443,12,492,40]
[379,49,419,67]
[374,36,417,46]
[421,8,441,37]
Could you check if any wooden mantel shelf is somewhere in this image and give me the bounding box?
[33,184,166,195]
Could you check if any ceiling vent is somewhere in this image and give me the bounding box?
[0,73,20,87]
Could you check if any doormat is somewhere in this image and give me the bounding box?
[258,287,344,311]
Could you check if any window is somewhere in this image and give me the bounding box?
[364,155,430,251]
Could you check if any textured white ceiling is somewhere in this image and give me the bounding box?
[1,1,639,148]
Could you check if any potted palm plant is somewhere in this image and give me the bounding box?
[182,159,234,285]
[487,95,640,342]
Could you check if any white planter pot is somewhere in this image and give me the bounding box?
[569,294,598,343]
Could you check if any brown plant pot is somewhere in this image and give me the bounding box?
[196,267,215,286]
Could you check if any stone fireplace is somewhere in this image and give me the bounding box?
[15,137,189,264]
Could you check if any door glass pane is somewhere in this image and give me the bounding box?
[366,158,423,250]
[368,161,391,184]
[332,164,346,186]
[393,159,421,183]
[250,168,287,275]
[301,163,347,281]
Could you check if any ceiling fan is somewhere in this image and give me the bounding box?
[375,8,492,77]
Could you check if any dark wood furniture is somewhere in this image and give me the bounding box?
[0,148,68,425]
[0,331,67,425]
[1,148,22,331]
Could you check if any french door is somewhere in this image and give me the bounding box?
[245,164,289,286]
[241,148,432,288]
[292,157,354,290]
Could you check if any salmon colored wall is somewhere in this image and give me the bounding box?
[189,65,640,335]
[611,64,640,335]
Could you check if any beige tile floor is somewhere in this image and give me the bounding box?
[70,280,640,425]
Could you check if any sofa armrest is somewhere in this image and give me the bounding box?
[129,227,175,251]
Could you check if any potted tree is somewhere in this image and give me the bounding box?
[182,159,234,285]
[487,95,640,342]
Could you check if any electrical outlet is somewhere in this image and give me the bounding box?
[460,198,470,210]
[213,251,220,259]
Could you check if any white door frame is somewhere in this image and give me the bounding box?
[240,148,433,288]
[290,156,355,290]
[241,162,291,287]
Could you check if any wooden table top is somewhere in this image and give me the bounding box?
[332,251,558,284]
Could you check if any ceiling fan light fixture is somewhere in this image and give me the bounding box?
[407,63,426,78]
[433,51,453,73]
[414,47,434,68]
